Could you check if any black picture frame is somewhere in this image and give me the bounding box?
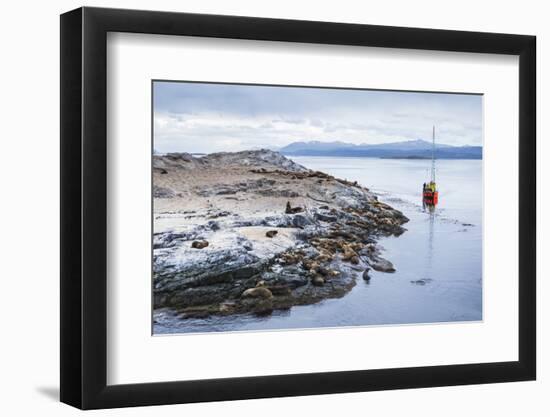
[60,6,536,410]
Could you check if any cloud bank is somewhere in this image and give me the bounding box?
[153,81,482,153]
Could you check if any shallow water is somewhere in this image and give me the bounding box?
[154,157,482,334]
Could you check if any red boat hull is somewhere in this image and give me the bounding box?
[423,191,438,205]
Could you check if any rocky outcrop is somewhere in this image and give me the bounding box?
[153,150,408,318]
[154,149,307,173]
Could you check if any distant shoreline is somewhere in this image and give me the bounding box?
[155,152,482,160]
[279,139,482,160]
[285,154,482,160]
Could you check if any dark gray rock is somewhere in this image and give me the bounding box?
[292,214,312,228]
[153,185,175,198]
[410,278,433,285]
[314,212,338,223]
[369,257,395,273]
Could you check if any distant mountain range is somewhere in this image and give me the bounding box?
[279,139,482,159]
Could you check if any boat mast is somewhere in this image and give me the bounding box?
[431,125,436,183]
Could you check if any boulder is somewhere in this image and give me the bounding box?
[241,298,274,315]
[153,185,175,198]
[369,257,395,273]
[314,212,338,223]
[292,214,311,228]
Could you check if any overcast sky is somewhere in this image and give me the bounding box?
[153,81,483,154]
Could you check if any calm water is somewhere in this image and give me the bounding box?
[154,157,482,334]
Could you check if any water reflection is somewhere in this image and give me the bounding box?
[422,200,436,283]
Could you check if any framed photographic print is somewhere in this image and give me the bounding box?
[60,6,536,409]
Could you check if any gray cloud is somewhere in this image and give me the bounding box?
[153,81,482,153]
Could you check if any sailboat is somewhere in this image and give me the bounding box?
[422,126,439,205]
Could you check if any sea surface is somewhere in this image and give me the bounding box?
[154,157,482,334]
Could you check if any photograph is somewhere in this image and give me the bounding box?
[152,81,483,335]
